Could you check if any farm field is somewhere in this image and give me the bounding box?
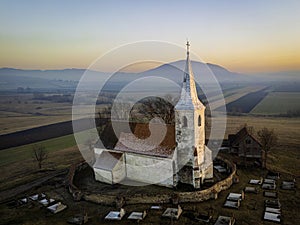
[251,92,300,115]
[0,134,77,167]
[272,82,299,92]
[222,89,268,113]
[1,82,298,137]
[209,85,267,111]
[0,93,72,134]
[0,93,106,134]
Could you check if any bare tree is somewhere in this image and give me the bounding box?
[32,144,48,169]
[257,127,278,169]
[136,97,175,124]
[111,102,132,120]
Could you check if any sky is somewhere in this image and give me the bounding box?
[0,0,299,73]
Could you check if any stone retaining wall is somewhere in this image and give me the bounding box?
[178,157,236,203]
[69,156,236,205]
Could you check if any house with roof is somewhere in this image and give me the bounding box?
[93,42,213,189]
[228,127,262,163]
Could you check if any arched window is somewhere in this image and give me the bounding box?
[198,115,201,126]
[183,116,188,127]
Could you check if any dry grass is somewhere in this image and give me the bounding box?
[0,146,83,191]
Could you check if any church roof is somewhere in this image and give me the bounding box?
[175,41,205,110]
[94,151,123,171]
[114,123,176,158]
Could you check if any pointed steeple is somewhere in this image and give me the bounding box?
[175,41,204,110]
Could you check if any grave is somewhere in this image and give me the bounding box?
[128,211,147,220]
[224,200,240,209]
[264,191,278,198]
[244,186,258,193]
[214,216,235,225]
[104,208,125,220]
[249,179,262,185]
[266,171,280,179]
[47,202,67,214]
[162,205,182,220]
[281,181,295,190]
[264,211,281,223]
[265,199,281,209]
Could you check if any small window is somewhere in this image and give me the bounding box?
[245,139,251,144]
[194,147,198,156]
[198,115,201,126]
[183,116,187,127]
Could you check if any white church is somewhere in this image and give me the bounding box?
[93,42,213,189]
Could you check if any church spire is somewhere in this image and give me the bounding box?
[176,41,204,110]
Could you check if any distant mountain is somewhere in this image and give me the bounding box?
[141,60,254,84]
[0,68,106,91]
[0,68,86,81]
[0,62,298,91]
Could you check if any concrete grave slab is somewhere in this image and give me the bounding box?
[105,208,125,220]
[128,211,147,220]
[264,191,278,198]
[264,211,281,223]
[162,205,182,220]
[47,202,67,214]
[214,216,235,225]
[224,200,240,209]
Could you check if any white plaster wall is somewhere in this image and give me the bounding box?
[94,168,112,184]
[204,163,214,180]
[94,148,104,155]
[202,146,213,179]
[112,157,126,184]
[125,153,174,187]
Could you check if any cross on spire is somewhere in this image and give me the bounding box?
[186,40,190,55]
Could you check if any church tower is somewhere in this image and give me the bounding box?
[175,41,206,189]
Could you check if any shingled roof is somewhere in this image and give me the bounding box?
[94,151,123,171]
[114,122,176,158]
[229,127,262,146]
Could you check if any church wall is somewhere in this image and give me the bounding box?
[112,155,126,184]
[203,146,213,180]
[94,168,112,184]
[125,152,174,187]
[94,147,104,155]
[204,162,214,180]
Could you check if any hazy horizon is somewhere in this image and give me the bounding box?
[1,60,300,76]
[1,0,300,74]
